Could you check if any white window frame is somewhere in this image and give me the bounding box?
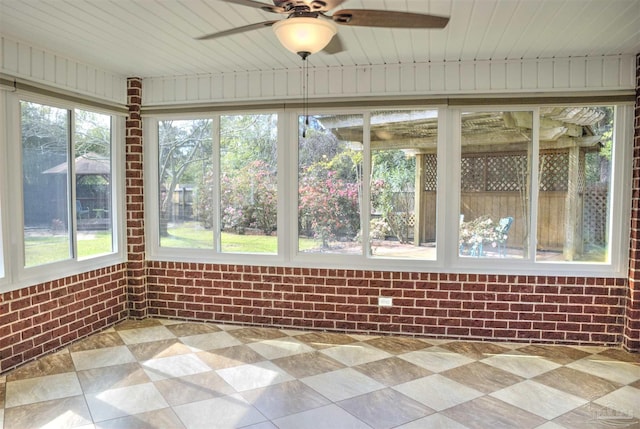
[144,110,288,265]
[1,91,126,292]
[144,103,633,278]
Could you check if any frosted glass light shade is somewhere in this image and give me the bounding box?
[273,17,337,55]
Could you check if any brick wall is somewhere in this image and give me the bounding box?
[126,77,147,318]
[0,265,128,372]
[147,263,627,345]
[625,53,640,352]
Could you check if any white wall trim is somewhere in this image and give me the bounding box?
[1,36,127,105]
[142,55,636,106]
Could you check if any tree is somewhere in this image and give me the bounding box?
[159,119,212,236]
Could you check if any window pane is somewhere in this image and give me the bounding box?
[536,106,612,263]
[220,114,278,254]
[75,110,113,258]
[22,101,71,267]
[370,110,438,259]
[459,111,532,259]
[298,114,363,254]
[158,119,213,248]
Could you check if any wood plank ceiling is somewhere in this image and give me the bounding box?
[0,0,639,78]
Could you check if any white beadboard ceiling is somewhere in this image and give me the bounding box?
[1,0,639,79]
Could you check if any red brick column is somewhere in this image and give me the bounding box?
[625,53,640,352]
[126,77,147,318]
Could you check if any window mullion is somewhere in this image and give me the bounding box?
[212,115,221,253]
[529,108,540,261]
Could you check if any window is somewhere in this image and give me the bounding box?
[155,114,279,254]
[369,109,438,260]
[536,106,614,263]
[459,110,532,259]
[146,102,631,276]
[298,113,363,255]
[2,93,124,290]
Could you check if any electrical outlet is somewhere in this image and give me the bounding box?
[378,297,393,307]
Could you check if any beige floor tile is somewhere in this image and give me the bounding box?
[393,374,483,411]
[490,380,588,420]
[179,331,243,351]
[337,387,434,429]
[3,395,92,429]
[353,356,433,386]
[516,344,591,365]
[364,336,431,355]
[5,372,82,408]
[69,332,125,352]
[399,346,475,373]
[153,370,234,406]
[272,404,372,429]
[271,351,345,378]
[440,361,524,393]
[6,350,75,382]
[94,408,186,429]
[566,357,640,385]
[532,366,622,401]
[195,345,266,370]
[295,332,359,349]
[247,337,315,360]
[301,368,384,401]
[164,322,220,337]
[439,341,511,360]
[141,353,212,381]
[77,362,150,394]
[481,352,561,378]
[3,318,639,429]
[395,413,470,429]
[593,386,640,419]
[173,394,267,429]
[552,402,639,429]
[240,379,330,419]
[442,395,546,429]
[227,327,287,343]
[71,346,137,371]
[114,319,163,331]
[116,326,176,345]
[127,338,193,361]
[216,360,295,392]
[84,382,168,422]
[320,342,392,367]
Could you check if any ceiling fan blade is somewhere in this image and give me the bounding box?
[332,9,449,29]
[220,0,285,13]
[322,33,345,54]
[273,0,346,12]
[195,21,278,40]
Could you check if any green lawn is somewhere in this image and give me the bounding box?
[162,223,318,253]
[24,231,113,267]
[24,223,322,266]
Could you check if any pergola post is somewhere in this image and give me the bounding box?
[563,144,581,260]
[414,153,426,246]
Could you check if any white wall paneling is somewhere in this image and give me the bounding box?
[1,37,127,104]
[142,55,637,106]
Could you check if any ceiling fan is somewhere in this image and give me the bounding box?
[196,0,450,59]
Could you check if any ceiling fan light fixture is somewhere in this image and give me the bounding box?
[273,17,337,55]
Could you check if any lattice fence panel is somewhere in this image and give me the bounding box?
[486,153,527,191]
[461,156,486,191]
[583,185,608,246]
[539,151,569,191]
[423,154,437,191]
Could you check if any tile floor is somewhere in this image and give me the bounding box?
[1,319,639,429]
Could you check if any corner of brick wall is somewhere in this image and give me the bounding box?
[624,53,640,352]
[0,265,128,373]
[126,77,147,319]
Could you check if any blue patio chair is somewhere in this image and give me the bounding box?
[76,200,90,219]
[495,216,513,257]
